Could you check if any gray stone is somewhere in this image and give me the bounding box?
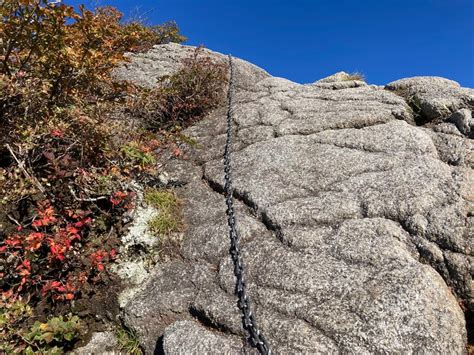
[162,321,243,354]
[71,332,119,354]
[425,129,472,166]
[117,44,472,354]
[313,71,367,90]
[449,108,473,136]
[433,122,463,136]
[316,71,362,83]
[122,260,218,353]
[385,76,474,122]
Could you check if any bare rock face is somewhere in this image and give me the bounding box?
[385,76,474,127]
[449,108,473,136]
[116,44,472,354]
[71,332,119,354]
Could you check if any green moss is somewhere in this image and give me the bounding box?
[144,189,179,211]
[148,212,182,235]
[144,188,183,236]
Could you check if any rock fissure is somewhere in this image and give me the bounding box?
[201,168,287,249]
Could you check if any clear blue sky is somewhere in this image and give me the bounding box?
[67,0,473,87]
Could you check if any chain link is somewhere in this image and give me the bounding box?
[224,55,271,355]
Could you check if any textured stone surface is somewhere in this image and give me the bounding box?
[162,321,243,354]
[313,71,367,90]
[385,76,474,125]
[116,44,472,354]
[71,332,119,354]
[449,108,473,136]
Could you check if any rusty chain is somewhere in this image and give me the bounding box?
[224,54,271,355]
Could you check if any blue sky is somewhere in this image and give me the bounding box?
[67,0,473,87]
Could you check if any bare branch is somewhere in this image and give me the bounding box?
[68,184,107,202]
[6,143,46,194]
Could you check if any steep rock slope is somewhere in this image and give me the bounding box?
[115,43,473,354]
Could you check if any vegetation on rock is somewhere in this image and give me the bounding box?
[145,188,183,259]
[116,325,141,355]
[345,72,365,81]
[129,47,227,130]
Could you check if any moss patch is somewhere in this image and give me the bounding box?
[148,212,182,235]
[144,188,183,259]
[144,188,180,213]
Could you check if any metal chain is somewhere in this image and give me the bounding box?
[224,55,271,355]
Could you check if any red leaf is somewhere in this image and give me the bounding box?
[51,129,64,138]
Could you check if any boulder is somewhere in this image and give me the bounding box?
[71,332,119,354]
[117,44,472,354]
[449,108,473,136]
[385,76,474,124]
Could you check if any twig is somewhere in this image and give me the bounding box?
[68,184,107,202]
[6,144,46,194]
[6,213,21,227]
[56,140,78,161]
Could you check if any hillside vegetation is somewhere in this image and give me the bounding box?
[0,1,226,352]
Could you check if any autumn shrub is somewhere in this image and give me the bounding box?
[0,1,186,103]
[131,47,228,130]
[0,0,188,351]
[121,20,186,52]
[0,300,32,352]
[345,72,365,81]
[0,1,223,351]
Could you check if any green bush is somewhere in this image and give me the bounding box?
[24,315,81,353]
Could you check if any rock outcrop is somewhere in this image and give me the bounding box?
[114,43,473,354]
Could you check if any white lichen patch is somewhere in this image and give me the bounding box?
[111,260,150,307]
[110,182,161,308]
[121,204,159,251]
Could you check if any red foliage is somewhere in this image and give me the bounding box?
[0,201,118,303]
